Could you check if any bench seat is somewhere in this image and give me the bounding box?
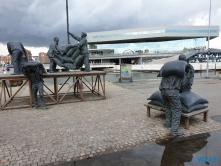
[144,103,209,129]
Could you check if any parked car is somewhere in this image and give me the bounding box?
[6,64,13,68]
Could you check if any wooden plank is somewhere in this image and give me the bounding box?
[144,104,209,118]
[0,71,107,80]
[59,77,80,102]
[81,76,104,97]
[185,117,190,129]
[1,105,31,110]
[103,74,106,99]
[54,77,58,103]
[147,106,150,117]
[8,80,12,96]
[144,103,209,130]
[3,81,6,103]
[91,75,94,92]
[144,104,165,111]
[2,79,29,108]
[0,71,107,110]
[43,84,54,95]
[58,77,70,92]
[181,108,209,117]
[43,88,57,103]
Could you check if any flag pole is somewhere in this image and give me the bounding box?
[206,0,211,77]
[66,0,70,44]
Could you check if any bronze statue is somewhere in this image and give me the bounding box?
[159,58,187,136]
[7,42,28,75]
[22,62,47,110]
[47,37,62,73]
[179,54,195,92]
[47,37,74,73]
[68,31,90,72]
[46,36,87,72]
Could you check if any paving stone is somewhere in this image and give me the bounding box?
[0,80,220,165]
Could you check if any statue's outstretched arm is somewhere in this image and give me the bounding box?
[75,38,86,47]
[68,32,80,42]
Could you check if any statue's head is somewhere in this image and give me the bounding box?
[54,37,59,43]
[81,32,87,38]
[178,54,187,62]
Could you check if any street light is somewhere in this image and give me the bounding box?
[206,0,211,77]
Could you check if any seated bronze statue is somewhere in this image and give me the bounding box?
[47,37,86,72]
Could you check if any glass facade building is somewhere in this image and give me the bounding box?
[87,26,219,55]
[89,37,206,54]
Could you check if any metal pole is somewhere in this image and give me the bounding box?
[66,0,70,44]
[206,0,211,77]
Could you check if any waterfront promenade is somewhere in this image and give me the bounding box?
[0,76,221,165]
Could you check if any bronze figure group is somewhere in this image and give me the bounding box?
[46,31,90,72]
[6,31,90,110]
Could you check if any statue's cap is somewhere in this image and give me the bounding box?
[82,32,87,36]
[178,54,187,61]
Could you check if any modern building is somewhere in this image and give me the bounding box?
[87,26,219,64]
[39,52,50,64]
[25,49,33,62]
[0,56,11,65]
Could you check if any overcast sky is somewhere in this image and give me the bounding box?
[0,0,221,56]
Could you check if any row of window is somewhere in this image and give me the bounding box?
[89,37,206,54]
[165,29,219,33]
[87,29,219,39]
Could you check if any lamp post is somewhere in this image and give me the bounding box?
[206,0,211,77]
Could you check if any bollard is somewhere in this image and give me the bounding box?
[200,64,202,77]
[215,63,216,75]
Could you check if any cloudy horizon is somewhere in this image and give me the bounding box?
[0,0,221,56]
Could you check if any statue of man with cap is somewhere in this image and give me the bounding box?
[68,31,90,72]
[7,42,28,75]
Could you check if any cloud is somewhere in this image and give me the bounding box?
[0,0,221,56]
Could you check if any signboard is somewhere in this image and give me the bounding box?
[120,64,133,83]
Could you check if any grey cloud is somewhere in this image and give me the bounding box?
[0,0,221,48]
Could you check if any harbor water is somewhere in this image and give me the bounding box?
[44,70,219,84]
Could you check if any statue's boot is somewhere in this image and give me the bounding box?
[171,130,184,136]
[40,96,46,110]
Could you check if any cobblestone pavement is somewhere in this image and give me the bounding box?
[0,77,221,166]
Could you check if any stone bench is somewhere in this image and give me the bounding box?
[144,103,209,130]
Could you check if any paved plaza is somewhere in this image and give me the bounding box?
[0,76,221,166]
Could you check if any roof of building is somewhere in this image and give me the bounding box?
[87,26,219,44]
